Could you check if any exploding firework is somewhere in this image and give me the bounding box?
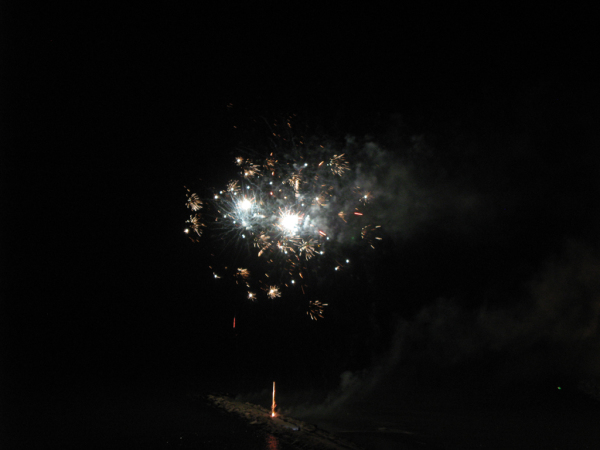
[298,239,318,260]
[184,123,383,319]
[266,285,281,299]
[186,215,205,236]
[185,189,203,211]
[227,180,240,194]
[241,160,260,178]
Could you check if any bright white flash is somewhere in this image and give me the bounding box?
[281,213,299,233]
[240,198,252,210]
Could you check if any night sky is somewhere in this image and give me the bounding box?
[3,4,600,435]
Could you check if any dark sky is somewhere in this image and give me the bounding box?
[3,5,599,401]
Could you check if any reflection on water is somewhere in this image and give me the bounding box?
[266,434,280,450]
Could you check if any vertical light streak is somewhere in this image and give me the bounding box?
[271,381,276,417]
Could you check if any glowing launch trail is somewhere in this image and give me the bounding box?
[271,381,276,417]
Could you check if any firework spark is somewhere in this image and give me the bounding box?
[256,233,272,257]
[298,239,318,260]
[186,192,203,211]
[307,300,328,320]
[329,154,349,176]
[237,268,250,279]
[227,180,240,194]
[288,173,302,194]
[242,160,260,178]
[263,155,277,172]
[266,285,281,299]
[186,215,205,236]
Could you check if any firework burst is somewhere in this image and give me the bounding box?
[184,124,383,319]
[266,285,281,299]
[186,192,203,211]
[227,180,240,194]
[298,239,318,260]
[186,214,205,236]
[241,160,260,178]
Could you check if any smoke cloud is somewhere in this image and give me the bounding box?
[234,115,600,420]
[342,135,488,240]
[275,237,600,420]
